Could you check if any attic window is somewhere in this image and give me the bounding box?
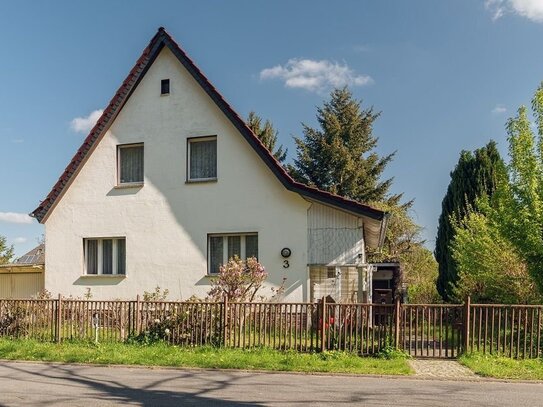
[161,79,170,95]
[187,136,217,182]
[118,144,144,185]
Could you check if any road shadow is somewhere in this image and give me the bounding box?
[0,362,264,406]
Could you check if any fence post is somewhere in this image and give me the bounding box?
[56,293,62,343]
[320,296,327,352]
[135,294,141,335]
[394,297,401,349]
[464,295,471,354]
[222,297,229,347]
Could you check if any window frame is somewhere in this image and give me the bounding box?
[83,237,126,276]
[117,143,144,187]
[186,136,218,183]
[207,232,258,275]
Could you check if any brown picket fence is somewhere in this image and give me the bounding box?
[0,296,396,354]
[468,304,543,359]
[1,296,543,359]
[401,304,464,358]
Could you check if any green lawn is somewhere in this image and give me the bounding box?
[459,352,543,380]
[0,339,412,375]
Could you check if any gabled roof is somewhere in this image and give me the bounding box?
[31,28,387,240]
[15,244,45,265]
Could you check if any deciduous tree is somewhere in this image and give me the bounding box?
[451,209,540,304]
[488,84,543,293]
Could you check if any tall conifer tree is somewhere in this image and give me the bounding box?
[290,87,440,302]
[289,87,401,205]
[246,112,287,163]
[435,141,506,300]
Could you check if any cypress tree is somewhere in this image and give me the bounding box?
[246,112,287,163]
[435,141,506,301]
[288,87,401,205]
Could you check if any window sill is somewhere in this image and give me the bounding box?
[80,274,127,279]
[186,178,218,184]
[114,183,144,189]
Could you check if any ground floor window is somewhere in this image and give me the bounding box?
[84,238,126,275]
[208,233,258,274]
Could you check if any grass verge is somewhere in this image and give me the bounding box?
[0,339,412,375]
[459,352,543,380]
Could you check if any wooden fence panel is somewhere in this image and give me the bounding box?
[2,296,543,359]
[0,299,56,341]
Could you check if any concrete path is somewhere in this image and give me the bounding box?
[1,360,543,406]
[409,359,478,380]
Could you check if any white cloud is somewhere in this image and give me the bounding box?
[70,109,103,133]
[492,104,507,114]
[12,237,27,244]
[260,59,373,93]
[11,138,24,143]
[0,212,33,224]
[485,0,543,23]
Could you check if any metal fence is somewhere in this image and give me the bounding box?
[468,304,543,358]
[1,296,543,359]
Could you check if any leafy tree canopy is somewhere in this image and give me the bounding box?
[487,83,543,293]
[369,202,440,303]
[451,208,540,304]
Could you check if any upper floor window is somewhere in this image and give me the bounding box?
[84,237,126,275]
[188,136,217,181]
[118,144,144,185]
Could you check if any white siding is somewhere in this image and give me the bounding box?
[307,203,364,265]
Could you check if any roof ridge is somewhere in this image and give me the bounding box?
[31,27,386,223]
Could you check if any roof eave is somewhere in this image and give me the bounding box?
[31,27,387,226]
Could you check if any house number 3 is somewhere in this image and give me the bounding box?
[283,260,290,268]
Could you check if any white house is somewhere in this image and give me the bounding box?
[31,28,389,302]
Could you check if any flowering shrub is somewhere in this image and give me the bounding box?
[143,286,169,302]
[129,317,172,345]
[129,299,223,346]
[208,256,268,302]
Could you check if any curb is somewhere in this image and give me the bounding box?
[2,358,543,384]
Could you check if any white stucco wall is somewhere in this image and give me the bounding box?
[44,47,310,301]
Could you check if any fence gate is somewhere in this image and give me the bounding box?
[400,304,464,358]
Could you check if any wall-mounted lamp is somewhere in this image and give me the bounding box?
[281,248,291,258]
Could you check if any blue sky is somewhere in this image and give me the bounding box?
[1,0,543,257]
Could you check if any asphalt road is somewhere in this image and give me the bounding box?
[1,361,543,406]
